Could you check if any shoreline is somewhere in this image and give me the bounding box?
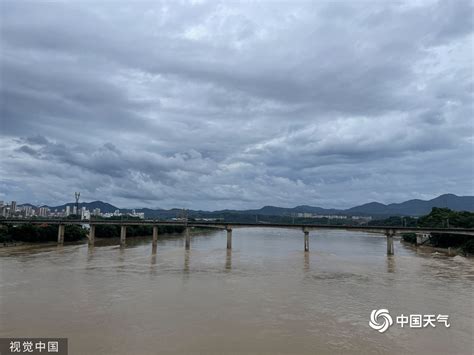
[0,228,218,250]
[401,240,472,257]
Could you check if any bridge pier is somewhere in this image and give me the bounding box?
[226,228,232,249]
[152,226,158,247]
[89,225,95,245]
[304,228,309,252]
[57,224,65,244]
[386,229,395,255]
[185,227,190,250]
[120,225,127,246]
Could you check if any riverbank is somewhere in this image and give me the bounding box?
[0,227,217,250]
[401,240,472,257]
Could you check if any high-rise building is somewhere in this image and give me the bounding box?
[10,201,17,216]
[38,207,50,217]
[82,210,90,220]
[66,206,71,216]
[22,206,33,217]
[73,206,77,215]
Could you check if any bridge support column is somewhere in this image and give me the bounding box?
[304,228,309,252]
[120,225,127,246]
[226,228,232,249]
[57,224,65,244]
[386,230,395,255]
[152,226,158,247]
[185,227,190,250]
[89,225,95,245]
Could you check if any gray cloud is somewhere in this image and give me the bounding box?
[0,0,473,209]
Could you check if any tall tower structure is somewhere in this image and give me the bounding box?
[75,192,80,218]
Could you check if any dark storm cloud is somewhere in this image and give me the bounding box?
[0,0,472,209]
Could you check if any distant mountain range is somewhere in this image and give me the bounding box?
[19,194,474,218]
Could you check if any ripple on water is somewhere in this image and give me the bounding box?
[0,229,472,355]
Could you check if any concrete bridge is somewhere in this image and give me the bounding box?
[1,219,474,255]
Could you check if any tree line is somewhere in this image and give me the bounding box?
[389,208,474,254]
[0,223,185,244]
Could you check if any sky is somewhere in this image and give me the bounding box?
[0,0,473,210]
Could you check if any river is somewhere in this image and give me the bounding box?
[0,228,472,354]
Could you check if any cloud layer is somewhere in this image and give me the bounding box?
[1,0,473,209]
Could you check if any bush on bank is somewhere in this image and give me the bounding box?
[0,224,87,243]
[0,223,186,243]
[399,208,474,255]
[94,224,185,238]
[401,233,416,244]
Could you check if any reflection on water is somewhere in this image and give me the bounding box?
[386,255,396,273]
[183,250,190,275]
[225,250,232,271]
[304,251,310,272]
[0,229,473,354]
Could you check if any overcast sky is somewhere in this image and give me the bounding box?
[0,0,473,210]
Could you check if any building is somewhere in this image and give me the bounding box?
[82,210,90,220]
[22,206,33,217]
[10,201,17,216]
[66,206,71,216]
[38,207,50,217]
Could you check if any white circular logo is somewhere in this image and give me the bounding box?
[369,309,393,333]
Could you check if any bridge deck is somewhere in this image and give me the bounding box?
[1,219,473,236]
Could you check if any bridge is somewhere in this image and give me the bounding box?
[1,218,474,255]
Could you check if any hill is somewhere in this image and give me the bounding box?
[19,193,474,218]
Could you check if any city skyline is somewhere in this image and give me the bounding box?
[2,192,472,218]
[1,1,473,210]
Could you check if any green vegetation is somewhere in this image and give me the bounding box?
[398,208,474,255]
[0,224,87,243]
[215,213,362,225]
[94,224,184,238]
[1,208,472,254]
[417,208,474,229]
[0,219,186,244]
[369,216,418,227]
[90,215,185,237]
[401,233,417,244]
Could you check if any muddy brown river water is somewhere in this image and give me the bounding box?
[0,228,473,354]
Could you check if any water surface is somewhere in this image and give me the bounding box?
[1,229,472,354]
